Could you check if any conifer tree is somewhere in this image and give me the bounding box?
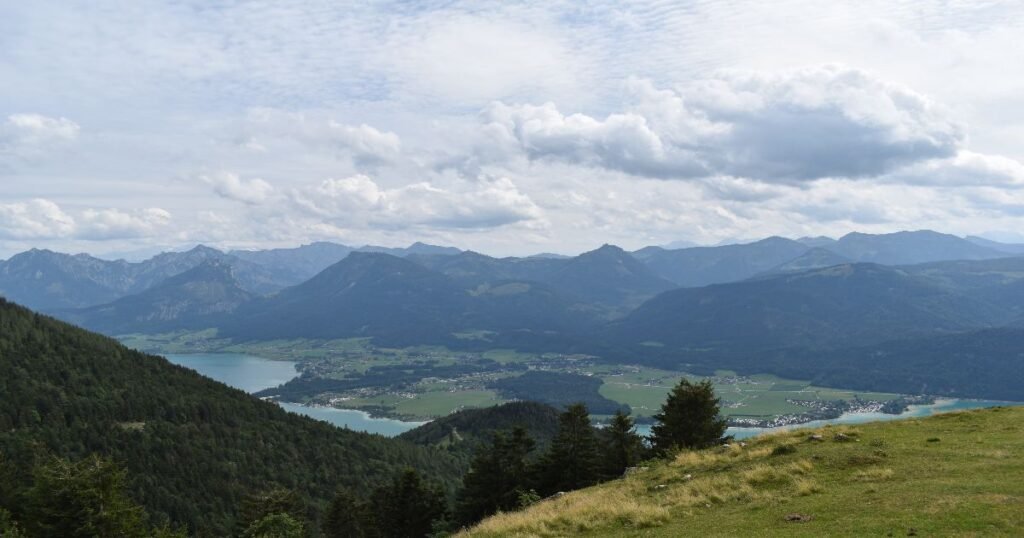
[650,379,727,453]
[456,427,536,525]
[371,468,448,538]
[322,489,366,538]
[236,488,305,537]
[25,455,147,538]
[537,403,600,494]
[601,410,645,477]
[241,513,305,538]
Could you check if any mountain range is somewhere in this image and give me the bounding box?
[5,230,1024,400]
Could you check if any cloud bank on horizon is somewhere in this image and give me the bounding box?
[2,0,1024,258]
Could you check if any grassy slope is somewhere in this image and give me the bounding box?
[462,407,1024,537]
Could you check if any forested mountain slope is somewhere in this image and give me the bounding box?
[63,261,255,334]
[0,299,462,535]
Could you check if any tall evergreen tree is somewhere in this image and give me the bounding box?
[650,379,727,454]
[370,469,448,538]
[600,410,645,477]
[456,427,536,525]
[25,455,147,538]
[322,489,366,538]
[241,513,305,538]
[537,403,600,495]
[236,488,305,537]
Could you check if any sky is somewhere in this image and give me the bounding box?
[3,0,1024,259]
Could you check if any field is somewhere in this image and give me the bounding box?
[121,332,902,422]
[462,406,1024,537]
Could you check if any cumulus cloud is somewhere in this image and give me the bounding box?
[78,207,172,239]
[0,199,77,239]
[244,109,401,166]
[484,66,964,183]
[0,114,81,168]
[0,199,170,241]
[202,172,274,204]
[291,174,541,230]
[890,151,1024,189]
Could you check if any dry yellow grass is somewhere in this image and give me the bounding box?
[462,436,820,537]
[852,467,895,481]
[460,407,1024,537]
[464,482,671,538]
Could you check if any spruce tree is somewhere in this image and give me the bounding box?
[322,489,366,538]
[601,410,645,477]
[650,379,727,454]
[236,488,305,537]
[25,455,147,538]
[456,427,536,525]
[241,513,305,538]
[537,403,600,494]
[371,468,448,538]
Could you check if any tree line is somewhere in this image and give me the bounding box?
[0,377,726,537]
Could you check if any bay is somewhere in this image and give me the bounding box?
[163,353,424,436]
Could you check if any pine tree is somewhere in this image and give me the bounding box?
[650,378,727,454]
[322,489,366,538]
[600,410,645,477]
[236,488,305,537]
[25,454,148,538]
[537,403,600,494]
[456,427,536,525]
[241,513,305,538]
[371,469,448,538]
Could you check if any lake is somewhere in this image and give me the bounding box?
[163,353,425,436]
[164,352,1014,441]
[636,398,1016,440]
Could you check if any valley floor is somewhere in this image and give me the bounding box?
[121,332,909,426]
[462,406,1024,537]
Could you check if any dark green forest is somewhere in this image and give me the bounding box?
[488,371,630,415]
[0,299,463,535]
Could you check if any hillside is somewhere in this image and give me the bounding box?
[229,241,354,282]
[0,246,288,312]
[399,401,561,454]
[410,246,673,310]
[0,298,462,535]
[220,252,471,344]
[633,237,811,287]
[608,263,1006,354]
[763,247,851,274]
[63,260,255,334]
[830,230,1005,265]
[544,245,676,309]
[462,406,1024,537]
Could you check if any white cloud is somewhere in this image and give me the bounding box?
[484,66,966,182]
[291,174,541,230]
[0,199,170,241]
[78,207,171,239]
[890,151,1024,189]
[4,114,80,142]
[0,199,76,239]
[244,109,401,166]
[0,114,80,169]
[5,2,1024,256]
[202,172,274,205]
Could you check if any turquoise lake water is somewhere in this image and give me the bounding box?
[163,353,424,436]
